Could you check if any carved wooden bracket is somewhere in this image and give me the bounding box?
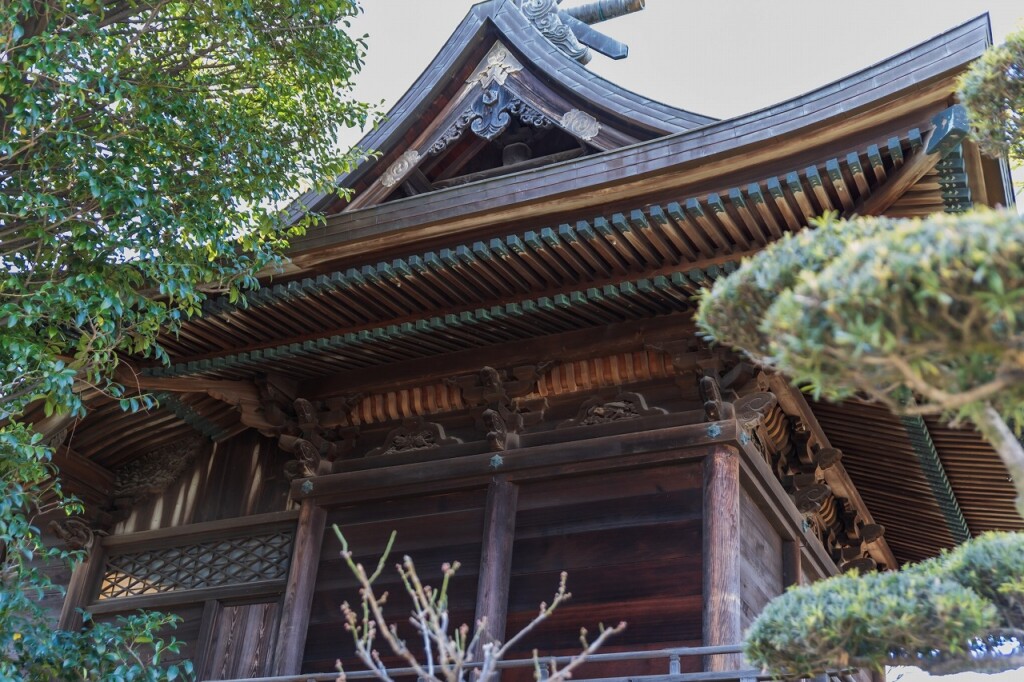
[451,365,550,449]
[50,517,107,552]
[450,364,551,406]
[367,416,462,457]
[559,391,666,428]
[699,375,724,422]
[277,397,358,476]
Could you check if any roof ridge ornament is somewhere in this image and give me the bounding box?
[516,0,646,64]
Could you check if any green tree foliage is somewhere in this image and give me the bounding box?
[696,211,1024,518]
[959,27,1024,165]
[1,0,372,677]
[745,532,1024,677]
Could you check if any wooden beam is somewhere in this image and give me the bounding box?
[51,446,115,509]
[473,479,519,653]
[702,445,742,672]
[59,545,106,631]
[961,139,989,207]
[852,129,938,216]
[272,499,327,676]
[294,420,730,504]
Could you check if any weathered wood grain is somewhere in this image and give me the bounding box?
[473,479,519,651]
[702,446,741,671]
[273,499,327,675]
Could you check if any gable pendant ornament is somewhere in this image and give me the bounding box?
[470,44,523,88]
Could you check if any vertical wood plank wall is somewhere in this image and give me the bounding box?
[302,489,488,673]
[83,429,297,676]
[504,463,705,681]
[114,431,294,534]
[739,489,783,630]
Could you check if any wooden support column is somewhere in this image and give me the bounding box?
[473,478,519,653]
[702,445,742,672]
[272,499,327,676]
[59,544,106,631]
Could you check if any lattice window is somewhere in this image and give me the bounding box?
[97,531,293,600]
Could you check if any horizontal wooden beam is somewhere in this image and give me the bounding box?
[101,509,299,550]
[291,417,736,504]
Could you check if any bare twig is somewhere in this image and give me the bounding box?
[332,527,624,682]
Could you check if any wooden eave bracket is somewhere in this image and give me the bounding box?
[768,375,899,570]
[853,104,970,217]
[116,367,285,435]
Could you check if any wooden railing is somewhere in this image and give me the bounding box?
[209,644,860,682]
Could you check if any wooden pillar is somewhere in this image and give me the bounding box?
[59,543,106,631]
[473,478,518,653]
[702,445,742,672]
[272,499,327,676]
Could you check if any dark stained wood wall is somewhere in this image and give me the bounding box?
[199,601,281,680]
[739,489,783,631]
[302,489,488,674]
[504,463,704,680]
[114,431,294,534]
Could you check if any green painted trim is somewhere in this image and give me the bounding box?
[894,157,976,544]
[154,392,231,441]
[936,144,971,214]
[147,269,724,379]
[898,413,971,543]
[196,129,926,319]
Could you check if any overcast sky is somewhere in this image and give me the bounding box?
[338,0,1024,150]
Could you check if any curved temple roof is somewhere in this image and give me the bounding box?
[284,12,997,275]
[47,8,1024,570]
[289,0,717,221]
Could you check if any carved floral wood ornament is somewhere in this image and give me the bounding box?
[367,416,462,457]
[113,435,204,506]
[470,44,523,88]
[560,109,600,141]
[559,391,666,428]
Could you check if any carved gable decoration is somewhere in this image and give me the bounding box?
[367,416,462,457]
[428,43,554,157]
[113,435,204,505]
[50,517,107,552]
[559,391,666,428]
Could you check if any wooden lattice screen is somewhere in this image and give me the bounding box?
[97,531,294,600]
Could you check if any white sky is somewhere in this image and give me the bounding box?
[339,0,1024,149]
[333,3,1024,680]
[338,3,1024,680]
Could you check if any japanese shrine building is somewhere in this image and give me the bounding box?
[39,1,1021,680]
